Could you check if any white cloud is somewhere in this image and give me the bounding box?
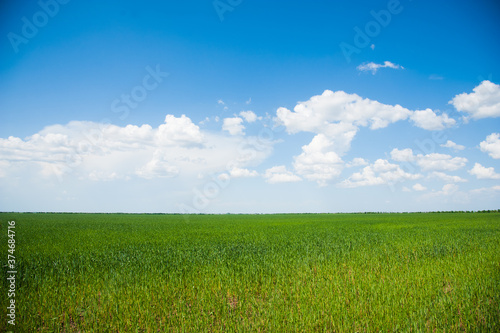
[470,185,500,195]
[276,90,411,133]
[391,149,467,172]
[275,90,413,156]
[273,90,455,187]
[157,115,204,147]
[340,159,421,188]
[0,115,275,183]
[357,61,404,74]
[480,133,500,159]
[390,148,416,162]
[440,140,465,151]
[416,153,467,171]
[346,157,368,167]
[264,165,302,184]
[222,117,245,135]
[439,184,460,196]
[228,167,259,178]
[428,171,467,183]
[468,163,500,180]
[409,109,456,131]
[276,90,454,161]
[449,80,500,119]
[293,134,344,186]
[239,111,258,123]
[136,150,180,179]
[413,183,427,191]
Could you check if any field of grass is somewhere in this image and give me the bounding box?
[1,212,499,332]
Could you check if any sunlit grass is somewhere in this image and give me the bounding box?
[1,212,499,331]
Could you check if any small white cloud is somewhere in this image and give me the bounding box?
[439,184,460,196]
[412,183,427,191]
[417,153,467,172]
[239,111,258,123]
[449,80,500,119]
[340,159,421,188]
[229,167,259,178]
[409,109,455,131]
[357,61,404,74]
[390,148,416,162]
[480,133,500,159]
[440,140,465,151]
[246,98,252,105]
[470,185,500,195]
[370,44,375,50]
[468,163,500,180]
[217,99,225,105]
[391,149,467,172]
[428,171,467,183]
[264,165,302,184]
[222,117,245,136]
[346,157,368,167]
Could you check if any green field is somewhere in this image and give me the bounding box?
[1,212,499,332]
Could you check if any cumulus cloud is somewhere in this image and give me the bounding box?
[449,80,500,119]
[428,171,467,183]
[390,148,415,162]
[409,109,456,130]
[440,140,465,151]
[276,90,454,157]
[228,167,259,178]
[222,117,245,135]
[417,153,467,171]
[239,111,259,123]
[274,90,455,186]
[264,165,302,184]
[480,133,500,159]
[470,185,500,195]
[468,163,500,180]
[0,115,275,182]
[413,183,427,191]
[357,61,404,74]
[438,184,460,196]
[293,134,344,186]
[157,115,204,147]
[346,158,368,167]
[276,90,411,134]
[136,150,180,179]
[390,148,467,171]
[340,159,421,188]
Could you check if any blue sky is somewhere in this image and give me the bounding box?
[1,0,499,213]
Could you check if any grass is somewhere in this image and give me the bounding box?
[1,212,499,332]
